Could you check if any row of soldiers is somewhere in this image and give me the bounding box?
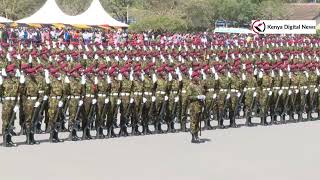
[1,61,320,146]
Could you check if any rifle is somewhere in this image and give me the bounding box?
[99,83,112,129]
[5,83,20,134]
[233,90,246,119]
[171,81,183,123]
[158,81,171,125]
[137,80,146,126]
[69,85,86,132]
[124,81,135,127]
[148,82,158,125]
[112,81,123,128]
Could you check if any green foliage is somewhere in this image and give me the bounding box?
[0,0,295,32]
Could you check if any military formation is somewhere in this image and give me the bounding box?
[1,34,320,146]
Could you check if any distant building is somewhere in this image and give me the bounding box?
[287,3,320,25]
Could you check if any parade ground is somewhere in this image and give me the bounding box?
[0,118,319,180]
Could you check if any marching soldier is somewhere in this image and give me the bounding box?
[187,72,205,143]
[257,69,272,126]
[22,68,41,145]
[68,65,83,141]
[47,68,64,143]
[1,66,19,147]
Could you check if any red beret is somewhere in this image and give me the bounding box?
[6,64,15,73]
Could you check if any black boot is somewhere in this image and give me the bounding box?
[203,119,214,130]
[107,127,117,138]
[49,130,64,143]
[218,116,225,129]
[246,116,255,127]
[307,111,312,121]
[168,122,176,133]
[69,129,81,141]
[298,112,303,122]
[154,123,164,134]
[261,116,268,126]
[131,125,141,136]
[3,132,17,147]
[82,128,93,140]
[96,127,105,139]
[229,111,238,128]
[180,122,187,132]
[118,126,129,137]
[26,131,40,145]
[142,125,152,135]
[35,123,44,134]
[191,133,204,144]
[281,114,286,124]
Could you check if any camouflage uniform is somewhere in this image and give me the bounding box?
[244,72,257,126]
[68,75,83,141]
[257,72,272,125]
[186,80,204,142]
[23,74,42,144]
[48,75,64,142]
[1,75,19,146]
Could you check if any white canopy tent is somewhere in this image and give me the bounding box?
[0,17,12,23]
[16,0,74,24]
[66,0,128,27]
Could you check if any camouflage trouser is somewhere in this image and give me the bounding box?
[258,90,269,116]
[245,91,254,116]
[190,102,201,134]
[48,98,59,128]
[23,99,37,129]
[2,100,15,132]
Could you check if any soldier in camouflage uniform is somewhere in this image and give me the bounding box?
[68,70,83,141]
[257,69,272,126]
[47,69,64,143]
[1,66,19,147]
[244,68,258,126]
[23,68,41,145]
[187,73,205,143]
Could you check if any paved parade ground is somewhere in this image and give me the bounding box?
[0,119,320,180]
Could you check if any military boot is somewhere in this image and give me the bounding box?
[307,111,312,121]
[96,127,105,139]
[298,112,303,122]
[191,132,204,144]
[167,122,177,133]
[142,125,152,135]
[261,116,268,126]
[131,125,141,136]
[118,126,129,137]
[218,115,225,129]
[49,130,64,143]
[82,128,93,140]
[26,130,40,145]
[69,129,81,141]
[180,122,187,132]
[3,132,17,147]
[246,116,255,127]
[229,111,238,128]
[281,114,286,124]
[35,122,44,134]
[107,127,117,138]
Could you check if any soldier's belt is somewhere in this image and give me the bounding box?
[27,97,37,100]
[4,97,17,101]
[220,89,228,92]
[112,93,118,96]
[282,87,289,90]
[120,93,130,97]
[51,96,61,100]
[230,89,238,93]
[71,96,80,99]
[263,88,271,91]
[301,86,308,89]
[246,88,256,91]
[98,94,106,97]
[86,94,95,98]
[157,91,166,95]
[274,87,280,90]
[134,92,143,96]
[38,91,45,94]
